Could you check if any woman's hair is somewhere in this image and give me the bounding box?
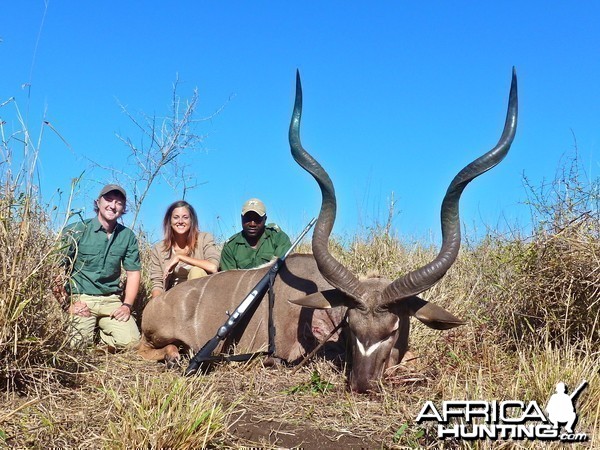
[162,200,199,253]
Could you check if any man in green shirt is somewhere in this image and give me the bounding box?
[54,184,141,349]
[219,198,292,271]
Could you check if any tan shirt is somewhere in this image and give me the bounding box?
[150,232,220,292]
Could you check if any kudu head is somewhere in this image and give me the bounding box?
[288,70,518,393]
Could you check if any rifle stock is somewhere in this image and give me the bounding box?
[185,218,316,376]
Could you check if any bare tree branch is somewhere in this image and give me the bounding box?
[84,76,231,231]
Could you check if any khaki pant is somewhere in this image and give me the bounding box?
[68,294,141,348]
[169,267,208,289]
[188,267,208,279]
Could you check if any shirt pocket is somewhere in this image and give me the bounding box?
[108,235,131,257]
[256,243,276,265]
[106,246,128,277]
[75,250,102,273]
[256,254,272,266]
[238,255,257,270]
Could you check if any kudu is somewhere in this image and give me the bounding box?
[139,70,518,392]
[287,69,517,391]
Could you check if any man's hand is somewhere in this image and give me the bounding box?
[68,300,91,317]
[110,304,132,322]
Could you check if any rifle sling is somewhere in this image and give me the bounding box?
[267,266,277,355]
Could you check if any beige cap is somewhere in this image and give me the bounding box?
[98,184,127,200]
[241,198,266,217]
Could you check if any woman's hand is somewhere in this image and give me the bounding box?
[163,255,180,280]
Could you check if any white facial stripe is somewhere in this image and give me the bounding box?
[355,319,400,357]
[356,337,382,357]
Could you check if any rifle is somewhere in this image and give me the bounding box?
[185,217,317,376]
[569,380,588,401]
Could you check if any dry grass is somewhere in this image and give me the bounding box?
[1,353,232,449]
[3,341,597,449]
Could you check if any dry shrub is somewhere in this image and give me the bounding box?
[471,152,600,347]
[513,217,599,344]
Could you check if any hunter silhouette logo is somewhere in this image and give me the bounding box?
[416,380,589,442]
[546,380,588,434]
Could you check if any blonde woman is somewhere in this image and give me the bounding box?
[150,200,219,298]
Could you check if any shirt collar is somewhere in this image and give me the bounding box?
[91,216,121,234]
[236,228,271,247]
[91,216,104,232]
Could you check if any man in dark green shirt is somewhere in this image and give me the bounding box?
[54,184,141,349]
[219,198,291,271]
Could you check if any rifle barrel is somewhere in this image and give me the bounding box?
[283,217,316,259]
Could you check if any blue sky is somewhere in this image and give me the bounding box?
[1,1,599,244]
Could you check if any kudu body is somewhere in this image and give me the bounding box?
[140,70,518,392]
[139,255,347,364]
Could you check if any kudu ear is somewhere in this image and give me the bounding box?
[288,289,354,309]
[400,296,465,330]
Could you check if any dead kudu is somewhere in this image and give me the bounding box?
[139,70,518,392]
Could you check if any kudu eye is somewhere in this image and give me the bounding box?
[374,304,390,315]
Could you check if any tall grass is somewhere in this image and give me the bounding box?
[0,100,76,392]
